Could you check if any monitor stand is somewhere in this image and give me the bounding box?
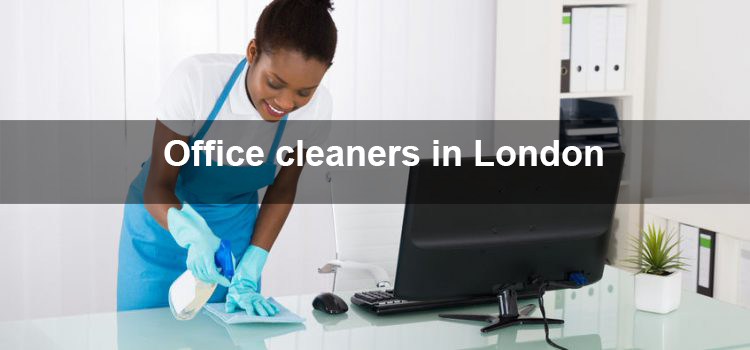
[438,285,563,333]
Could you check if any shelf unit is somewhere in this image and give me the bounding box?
[494,0,649,264]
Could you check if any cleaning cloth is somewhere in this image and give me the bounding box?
[204,298,305,324]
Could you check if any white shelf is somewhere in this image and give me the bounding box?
[560,91,633,99]
[494,0,648,264]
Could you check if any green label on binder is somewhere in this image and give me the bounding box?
[699,236,712,248]
[563,15,571,24]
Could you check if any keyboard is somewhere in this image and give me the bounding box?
[351,289,501,315]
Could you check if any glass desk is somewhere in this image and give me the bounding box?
[2,266,750,349]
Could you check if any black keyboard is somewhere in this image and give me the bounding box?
[351,289,500,315]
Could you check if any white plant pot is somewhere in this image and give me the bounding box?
[634,270,682,314]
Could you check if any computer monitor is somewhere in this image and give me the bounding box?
[393,150,624,334]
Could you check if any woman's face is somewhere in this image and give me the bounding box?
[245,40,329,121]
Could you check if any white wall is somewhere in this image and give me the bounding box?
[0,0,125,322]
[644,0,750,122]
[643,0,750,308]
[0,0,496,321]
[643,0,750,198]
[642,0,750,199]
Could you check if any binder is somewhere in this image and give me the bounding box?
[561,7,572,93]
[606,7,627,90]
[570,7,590,92]
[598,267,618,349]
[697,229,716,297]
[739,241,750,308]
[679,224,699,292]
[562,289,590,337]
[586,8,608,92]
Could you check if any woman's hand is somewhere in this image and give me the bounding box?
[225,149,303,316]
[225,245,279,316]
[167,203,231,287]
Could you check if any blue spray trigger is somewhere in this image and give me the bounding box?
[214,240,235,281]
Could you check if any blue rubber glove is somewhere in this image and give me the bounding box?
[167,203,230,287]
[225,245,280,316]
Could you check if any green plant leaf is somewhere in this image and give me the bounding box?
[621,223,688,275]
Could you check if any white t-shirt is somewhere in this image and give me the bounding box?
[157,54,332,159]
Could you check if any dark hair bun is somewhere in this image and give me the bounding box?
[301,0,333,11]
[255,0,338,65]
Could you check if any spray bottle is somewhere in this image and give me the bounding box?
[168,239,235,320]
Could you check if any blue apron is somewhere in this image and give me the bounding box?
[117,58,287,311]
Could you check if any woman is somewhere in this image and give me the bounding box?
[117,0,337,316]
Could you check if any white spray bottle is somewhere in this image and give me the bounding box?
[168,239,234,320]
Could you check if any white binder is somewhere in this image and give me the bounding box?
[606,7,627,91]
[679,223,699,292]
[570,7,590,92]
[586,8,608,92]
[739,242,750,308]
[697,229,716,297]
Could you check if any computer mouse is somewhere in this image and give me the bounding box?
[312,292,349,314]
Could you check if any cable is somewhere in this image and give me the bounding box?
[537,283,568,350]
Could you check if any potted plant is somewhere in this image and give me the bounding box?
[624,224,687,314]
